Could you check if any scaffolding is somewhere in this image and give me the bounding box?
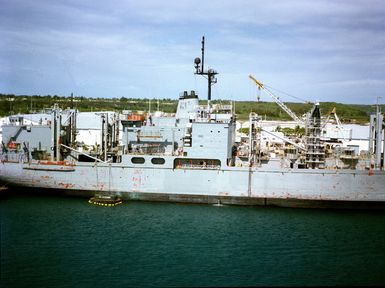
[305,104,325,169]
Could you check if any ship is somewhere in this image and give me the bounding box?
[1,37,384,209]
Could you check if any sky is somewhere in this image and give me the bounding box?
[1,0,385,104]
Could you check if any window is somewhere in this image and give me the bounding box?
[174,158,221,169]
[131,157,145,164]
[151,158,165,165]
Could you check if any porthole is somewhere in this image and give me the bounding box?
[131,157,145,164]
[151,158,165,165]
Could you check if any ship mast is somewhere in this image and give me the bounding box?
[194,36,218,105]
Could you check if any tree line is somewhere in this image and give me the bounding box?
[1,93,382,124]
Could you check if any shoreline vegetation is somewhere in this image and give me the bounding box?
[1,93,383,124]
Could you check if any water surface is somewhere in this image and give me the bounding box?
[1,193,385,287]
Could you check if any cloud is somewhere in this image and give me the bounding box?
[1,0,385,103]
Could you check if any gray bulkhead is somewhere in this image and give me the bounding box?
[121,91,236,168]
[2,125,51,152]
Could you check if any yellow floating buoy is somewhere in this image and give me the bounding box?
[88,196,123,207]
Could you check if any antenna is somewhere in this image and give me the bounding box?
[194,36,218,101]
[376,96,382,114]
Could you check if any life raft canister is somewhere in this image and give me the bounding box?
[8,141,17,150]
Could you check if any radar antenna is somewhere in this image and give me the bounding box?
[194,36,218,102]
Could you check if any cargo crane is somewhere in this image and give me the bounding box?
[321,107,349,141]
[248,74,305,126]
[321,107,343,129]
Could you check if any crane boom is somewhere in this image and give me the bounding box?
[321,107,347,141]
[248,75,304,125]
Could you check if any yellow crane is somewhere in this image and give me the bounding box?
[248,74,305,125]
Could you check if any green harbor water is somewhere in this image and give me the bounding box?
[1,192,385,287]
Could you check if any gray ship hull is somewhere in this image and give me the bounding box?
[2,38,385,209]
[1,160,384,208]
